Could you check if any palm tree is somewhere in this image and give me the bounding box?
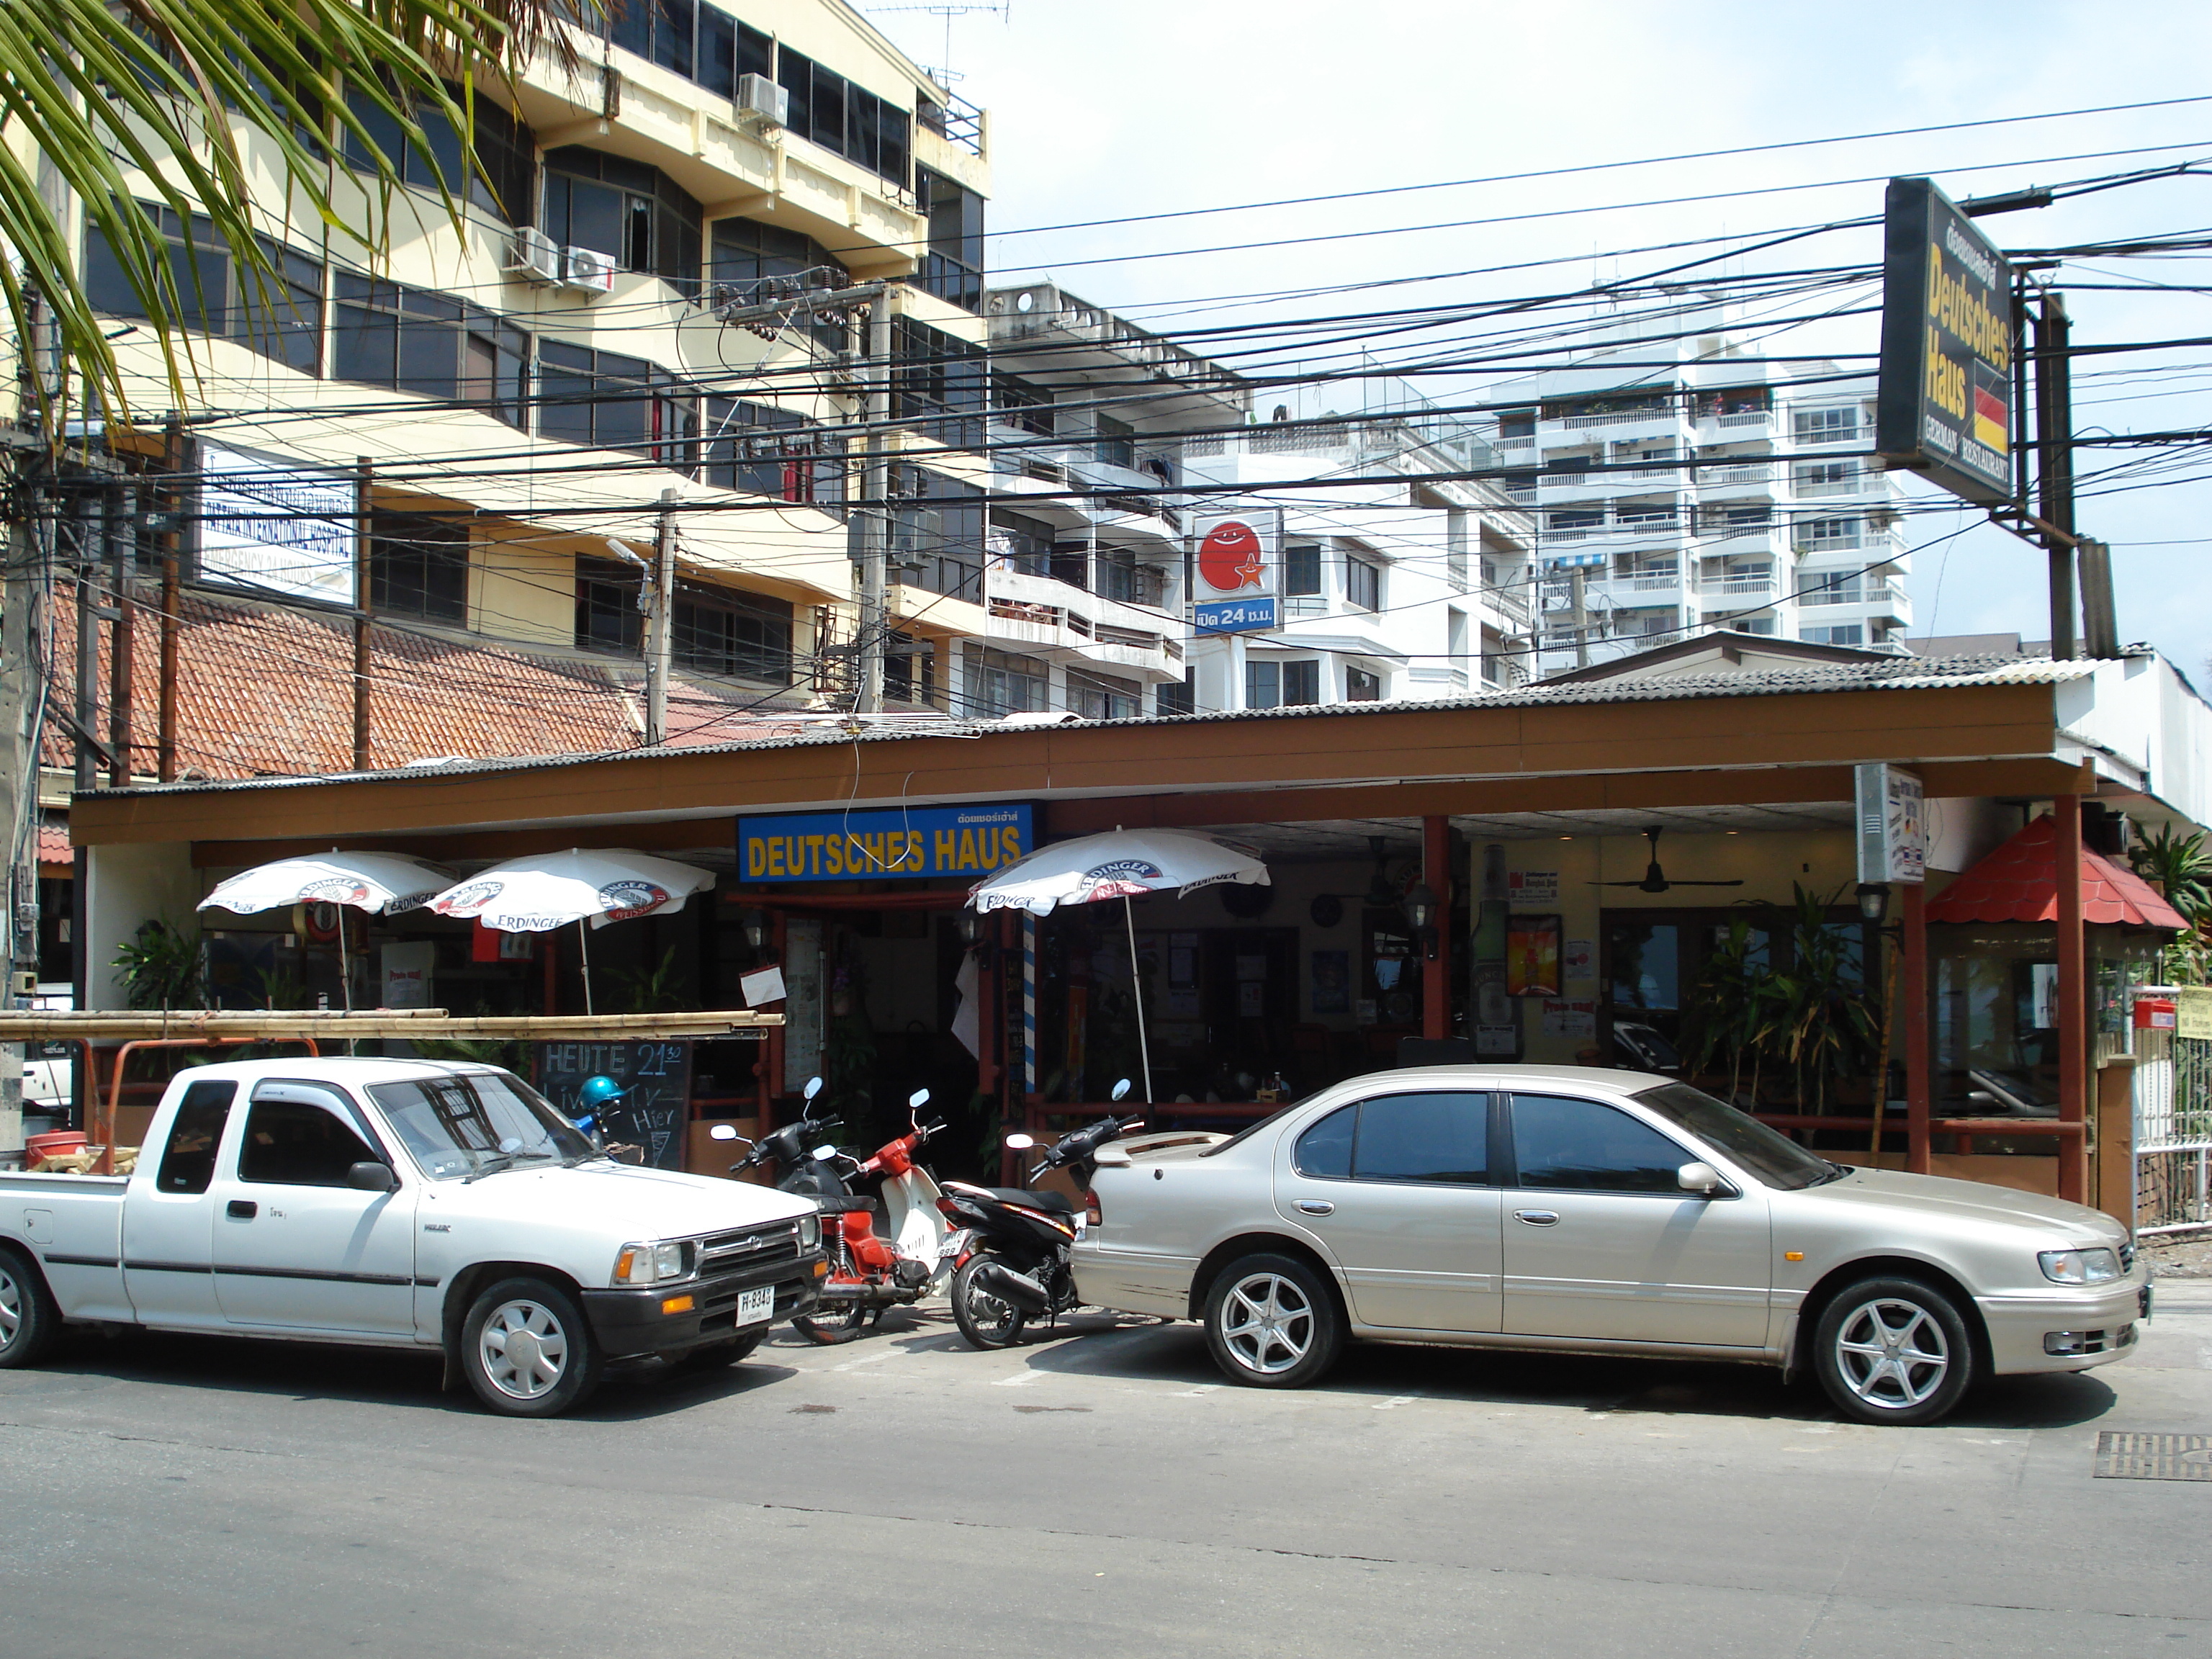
[1,0,572,427]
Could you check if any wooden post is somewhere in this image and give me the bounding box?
[156,423,183,783]
[2096,1058,2136,1230]
[1422,814,1451,1042]
[541,927,559,1016]
[761,907,786,1135]
[353,460,373,771]
[1902,880,1931,1174]
[2056,793,2087,1202]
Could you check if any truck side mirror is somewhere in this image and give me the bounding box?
[347,1161,397,1193]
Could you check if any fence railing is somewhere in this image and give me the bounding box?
[2134,1027,2212,1232]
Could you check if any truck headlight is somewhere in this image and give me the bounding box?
[796,1213,821,1251]
[2039,1247,2121,1285]
[613,1240,695,1285]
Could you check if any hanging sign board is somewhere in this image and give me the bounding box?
[194,439,359,606]
[1855,763,1926,884]
[1874,178,2015,506]
[1190,508,1280,634]
[739,803,1033,882]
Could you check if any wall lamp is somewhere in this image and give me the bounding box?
[1855,882,1891,926]
[1402,882,1442,962]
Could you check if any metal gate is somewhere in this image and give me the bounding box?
[2134,1025,2212,1233]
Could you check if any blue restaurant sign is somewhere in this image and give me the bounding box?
[739,803,1034,882]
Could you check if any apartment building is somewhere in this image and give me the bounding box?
[1481,313,1912,676]
[68,0,992,730]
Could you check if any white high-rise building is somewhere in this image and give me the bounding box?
[1482,311,1912,675]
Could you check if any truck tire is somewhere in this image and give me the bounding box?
[1202,1251,1342,1390]
[0,1246,60,1369]
[460,1277,603,1417]
[1812,1274,1976,1426]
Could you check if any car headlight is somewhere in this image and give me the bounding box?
[796,1213,821,1251]
[2039,1247,2122,1285]
[613,1240,695,1285]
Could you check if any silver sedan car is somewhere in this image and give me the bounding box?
[1071,1065,2149,1425]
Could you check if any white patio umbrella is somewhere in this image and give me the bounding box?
[967,829,1269,1101]
[197,850,458,1011]
[426,849,714,1015]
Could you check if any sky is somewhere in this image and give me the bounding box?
[862,0,2212,671]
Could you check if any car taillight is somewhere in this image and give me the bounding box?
[1084,1191,1101,1226]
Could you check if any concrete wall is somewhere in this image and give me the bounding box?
[84,843,200,1012]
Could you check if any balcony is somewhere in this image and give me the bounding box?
[1696,571,1781,601]
[1693,407,1776,439]
[1793,523,1903,557]
[982,566,1181,680]
[1800,577,1910,611]
[1547,404,1678,431]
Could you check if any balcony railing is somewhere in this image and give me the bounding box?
[1699,573,1779,598]
[1555,405,1676,428]
[1699,464,1773,485]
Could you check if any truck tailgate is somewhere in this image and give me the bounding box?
[1,1173,132,1321]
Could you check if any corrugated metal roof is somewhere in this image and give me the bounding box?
[86,653,2091,801]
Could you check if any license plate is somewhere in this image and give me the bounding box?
[736,1285,776,1326]
[938,1228,971,1261]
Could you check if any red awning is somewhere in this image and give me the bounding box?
[1925,813,2188,929]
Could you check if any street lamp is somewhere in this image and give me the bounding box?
[1403,882,1441,962]
[1855,883,1891,925]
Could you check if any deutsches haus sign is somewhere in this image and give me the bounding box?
[739,803,1033,881]
[1875,176,2014,506]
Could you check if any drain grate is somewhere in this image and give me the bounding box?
[2094,1432,2212,1480]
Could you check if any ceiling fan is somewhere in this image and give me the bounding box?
[1593,826,1745,894]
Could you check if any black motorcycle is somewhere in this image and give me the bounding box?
[937,1079,1141,1350]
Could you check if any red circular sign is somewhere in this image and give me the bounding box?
[1197,520,1264,593]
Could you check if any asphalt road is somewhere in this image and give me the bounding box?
[1,1290,2206,1659]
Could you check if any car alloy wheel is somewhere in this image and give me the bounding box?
[0,1264,22,1352]
[1832,1294,1951,1410]
[1219,1270,1315,1376]
[478,1298,572,1401]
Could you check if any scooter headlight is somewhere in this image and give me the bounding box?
[796,1212,822,1251]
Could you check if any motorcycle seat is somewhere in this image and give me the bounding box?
[979,1186,1076,1216]
[811,1195,878,1215]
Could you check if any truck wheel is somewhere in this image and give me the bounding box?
[1203,1252,1342,1389]
[950,1253,1028,1349]
[678,1329,766,1369]
[0,1247,60,1369]
[1812,1275,1976,1426]
[461,1277,603,1417]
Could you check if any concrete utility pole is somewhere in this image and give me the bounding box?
[855,292,895,714]
[1569,566,1591,670]
[2032,292,2078,659]
[0,441,51,1160]
[645,487,677,744]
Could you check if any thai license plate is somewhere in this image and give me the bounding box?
[938,1228,971,1261]
[736,1285,776,1326]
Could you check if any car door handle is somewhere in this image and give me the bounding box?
[226,1200,257,1220]
[1513,1209,1560,1226]
[1295,1200,1335,1216]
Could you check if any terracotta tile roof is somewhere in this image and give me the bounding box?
[35,821,72,873]
[1926,813,2189,929]
[42,586,812,783]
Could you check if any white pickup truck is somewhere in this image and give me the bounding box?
[0,1057,827,1416]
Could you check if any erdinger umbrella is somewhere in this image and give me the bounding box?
[198,851,457,1011]
[427,850,714,1015]
[967,830,1269,1100]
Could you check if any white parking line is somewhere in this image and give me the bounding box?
[1372,1394,1422,1411]
[992,1370,1047,1388]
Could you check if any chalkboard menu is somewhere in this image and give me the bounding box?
[534,1040,694,1170]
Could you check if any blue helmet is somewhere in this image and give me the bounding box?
[577,1075,626,1111]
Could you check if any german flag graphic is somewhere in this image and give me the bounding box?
[1973,379,2008,455]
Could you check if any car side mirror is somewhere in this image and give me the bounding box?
[347,1161,397,1193]
[1677,1161,1724,1197]
[709,1124,738,1141]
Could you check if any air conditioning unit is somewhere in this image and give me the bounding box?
[507,226,561,285]
[737,73,788,127]
[560,245,617,295]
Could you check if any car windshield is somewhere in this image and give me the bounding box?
[1633,1083,1844,1190]
[367,1069,593,1182]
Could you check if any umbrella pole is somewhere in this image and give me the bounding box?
[578,918,595,1017]
[336,907,354,1012]
[1123,895,1151,1104]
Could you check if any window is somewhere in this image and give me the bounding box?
[1155,673,1195,716]
[575,554,642,655]
[538,341,696,464]
[341,84,534,225]
[1509,1093,1689,1194]
[1245,660,1280,709]
[1353,1093,1491,1184]
[709,216,850,351]
[987,508,1054,573]
[1635,1083,1838,1191]
[1346,665,1381,702]
[1294,1104,1356,1178]
[774,46,910,187]
[893,316,986,445]
[156,1079,236,1194]
[1794,459,1858,498]
[238,1092,384,1187]
[963,644,1046,717]
[1281,660,1321,706]
[891,465,986,602]
[676,580,793,683]
[917,166,985,311]
[1346,554,1380,612]
[369,511,469,624]
[541,147,703,289]
[1709,504,1771,534]
[1796,515,1861,552]
[1284,541,1322,597]
[1793,405,1861,445]
[882,631,936,708]
[1498,408,1536,439]
[367,1069,588,1182]
[695,4,771,96]
[699,397,841,508]
[1069,670,1141,721]
[994,374,1053,437]
[85,207,324,374]
[332,274,528,426]
[1093,412,1136,471]
[1802,623,1866,646]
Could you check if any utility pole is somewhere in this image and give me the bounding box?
[1569,565,1591,670]
[855,292,895,714]
[2032,290,2078,658]
[351,459,373,770]
[156,423,184,781]
[105,489,132,786]
[644,487,677,745]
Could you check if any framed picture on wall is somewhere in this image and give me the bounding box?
[1310,948,1351,1015]
[1506,913,1563,998]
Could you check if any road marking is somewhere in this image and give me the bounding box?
[1171,1383,1222,1397]
[1373,1394,1421,1411]
[992,1370,1047,1388]
[831,1350,899,1372]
